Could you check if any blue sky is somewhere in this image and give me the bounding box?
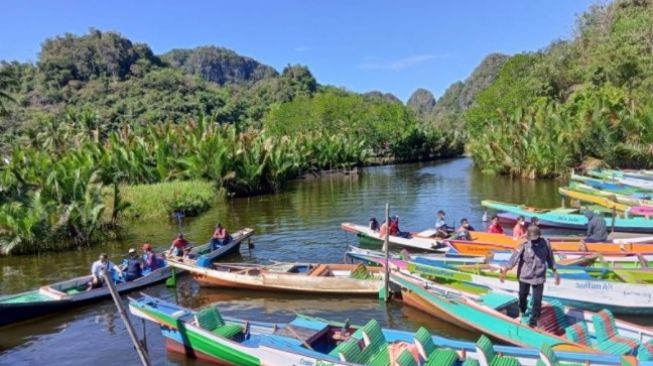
[1,0,596,101]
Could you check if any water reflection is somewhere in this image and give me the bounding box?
[0,159,567,365]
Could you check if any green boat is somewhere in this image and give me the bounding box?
[482,199,653,233]
[392,270,653,359]
[129,295,634,365]
[570,174,647,196]
[567,181,653,208]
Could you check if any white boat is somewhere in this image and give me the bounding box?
[340,222,448,252]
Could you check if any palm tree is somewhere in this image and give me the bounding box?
[0,68,17,117]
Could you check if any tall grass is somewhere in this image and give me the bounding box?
[104,181,219,222]
[0,114,370,254]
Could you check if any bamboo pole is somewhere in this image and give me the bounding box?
[103,272,152,366]
[384,203,390,302]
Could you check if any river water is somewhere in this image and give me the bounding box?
[0,158,564,365]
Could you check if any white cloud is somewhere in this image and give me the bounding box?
[358,54,449,71]
[294,46,310,52]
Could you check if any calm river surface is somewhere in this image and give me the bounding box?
[0,158,565,365]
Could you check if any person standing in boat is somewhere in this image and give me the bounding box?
[500,226,560,328]
[123,248,143,281]
[87,253,122,290]
[210,223,231,249]
[584,210,608,243]
[512,216,527,240]
[142,243,159,271]
[487,215,504,234]
[169,233,190,257]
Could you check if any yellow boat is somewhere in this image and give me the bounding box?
[559,187,630,212]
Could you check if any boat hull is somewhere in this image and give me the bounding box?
[169,260,383,294]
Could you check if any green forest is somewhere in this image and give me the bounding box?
[467,0,653,178]
[0,29,466,254]
[1,0,649,254]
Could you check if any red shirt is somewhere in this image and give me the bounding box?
[488,223,504,234]
[172,238,188,248]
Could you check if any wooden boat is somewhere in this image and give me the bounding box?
[0,257,172,327]
[568,181,653,207]
[346,249,653,314]
[340,222,449,252]
[447,238,653,256]
[405,259,653,314]
[589,169,653,182]
[183,227,255,267]
[129,295,633,365]
[392,270,653,357]
[571,174,648,195]
[167,259,384,294]
[482,199,653,233]
[0,228,254,327]
[347,247,653,281]
[559,187,631,212]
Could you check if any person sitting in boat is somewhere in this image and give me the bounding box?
[210,223,231,249]
[123,248,143,281]
[142,243,159,271]
[169,233,190,257]
[584,210,608,243]
[487,215,504,234]
[454,218,474,240]
[368,217,379,231]
[500,226,560,328]
[87,253,122,290]
[435,210,448,230]
[389,215,400,236]
[512,216,527,240]
[529,216,540,228]
[379,220,388,238]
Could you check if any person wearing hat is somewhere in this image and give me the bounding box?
[500,225,560,328]
[123,248,144,281]
[142,243,159,271]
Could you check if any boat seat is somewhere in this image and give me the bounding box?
[564,321,632,355]
[394,349,418,366]
[423,348,459,366]
[329,338,363,363]
[309,264,330,277]
[194,306,242,339]
[475,335,520,366]
[637,341,653,361]
[535,343,584,366]
[356,319,387,363]
[413,326,436,359]
[366,344,390,366]
[592,309,638,353]
[350,263,372,280]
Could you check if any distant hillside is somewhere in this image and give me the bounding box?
[162,46,278,85]
[406,53,508,130]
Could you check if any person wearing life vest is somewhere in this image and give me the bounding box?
[389,215,400,236]
[211,223,231,249]
[142,243,159,271]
